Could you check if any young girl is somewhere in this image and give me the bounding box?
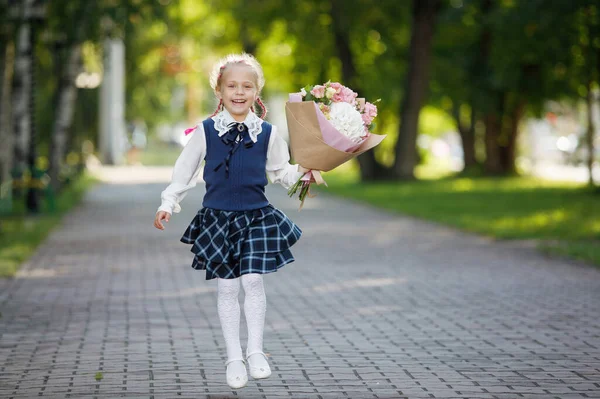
[153,53,307,389]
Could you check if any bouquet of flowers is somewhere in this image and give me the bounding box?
[285,81,386,208]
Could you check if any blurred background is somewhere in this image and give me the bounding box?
[0,0,598,274]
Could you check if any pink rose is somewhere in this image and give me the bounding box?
[328,83,357,104]
[329,82,343,91]
[311,85,326,99]
[328,82,344,103]
[361,102,378,126]
[364,102,377,118]
[340,87,358,104]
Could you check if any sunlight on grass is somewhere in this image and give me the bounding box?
[450,178,476,192]
[415,160,456,180]
[0,244,32,260]
[491,210,568,236]
[591,220,600,234]
[0,259,18,278]
[321,170,600,266]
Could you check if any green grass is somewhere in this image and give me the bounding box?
[0,174,97,277]
[540,240,600,265]
[320,164,600,266]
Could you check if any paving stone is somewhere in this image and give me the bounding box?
[0,170,599,398]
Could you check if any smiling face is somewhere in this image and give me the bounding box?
[216,63,258,122]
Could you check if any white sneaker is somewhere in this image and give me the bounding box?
[246,351,272,379]
[225,359,248,389]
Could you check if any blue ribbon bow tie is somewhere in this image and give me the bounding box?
[214,122,254,178]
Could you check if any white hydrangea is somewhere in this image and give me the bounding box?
[328,102,365,143]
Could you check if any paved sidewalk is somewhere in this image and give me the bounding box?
[1,167,599,398]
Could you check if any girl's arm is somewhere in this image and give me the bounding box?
[157,124,206,215]
[266,125,305,190]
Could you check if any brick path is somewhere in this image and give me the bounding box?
[1,167,599,398]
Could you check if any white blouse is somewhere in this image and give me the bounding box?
[157,110,304,215]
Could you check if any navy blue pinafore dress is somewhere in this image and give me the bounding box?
[180,118,302,280]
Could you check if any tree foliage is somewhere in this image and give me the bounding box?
[3,0,599,193]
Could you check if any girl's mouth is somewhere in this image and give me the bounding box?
[232,99,246,104]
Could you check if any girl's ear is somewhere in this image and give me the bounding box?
[215,88,222,99]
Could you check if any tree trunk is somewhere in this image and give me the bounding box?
[392,0,439,179]
[585,80,595,186]
[466,108,477,169]
[12,2,34,183]
[483,111,503,175]
[330,0,390,181]
[240,21,256,55]
[477,0,506,176]
[499,99,525,175]
[586,6,598,187]
[0,40,14,184]
[452,103,477,170]
[477,0,521,176]
[49,43,81,191]
[48,1,92,190]
[0,39,6,139]
[484,94,523,177]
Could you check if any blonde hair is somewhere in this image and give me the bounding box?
[209,53,268,119]
[209,53,265,94]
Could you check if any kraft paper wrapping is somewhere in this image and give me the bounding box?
[285,101,386,172]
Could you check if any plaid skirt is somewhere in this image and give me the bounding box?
[180,205,302,280]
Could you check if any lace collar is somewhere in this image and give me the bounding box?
[212,109,263,143]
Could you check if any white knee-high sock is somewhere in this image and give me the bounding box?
[217,278,243,362]
[241,274,266,355]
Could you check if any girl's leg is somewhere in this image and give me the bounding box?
[217,277,247,388]
[241,273,271,379]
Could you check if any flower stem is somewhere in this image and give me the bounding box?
[299,181,311,201]
[287,176,303,198]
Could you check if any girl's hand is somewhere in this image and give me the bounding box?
[154,211,171,230]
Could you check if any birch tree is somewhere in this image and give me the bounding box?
[0,0,16,185]
[11,0,36,188]
[47,2,96,190]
